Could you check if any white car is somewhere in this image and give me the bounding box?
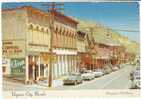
[63,73,83,85]
[87,70,95,78]
[131,68,141,89]
[112,66,119,71]
[93,69,104,77]
[81,70,95,80]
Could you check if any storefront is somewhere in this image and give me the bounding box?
[52,49,77,79]
[2,58,10,76]
[79,53,93,70]
[2,40,26,80]
[10,58,25,78]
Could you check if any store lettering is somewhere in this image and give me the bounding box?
[11,58,25,75]
[3,46,22,54]
[12,59,25,68]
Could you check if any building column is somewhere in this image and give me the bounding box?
[71,55,73,72]
[64,55,66,74]
[61,55,63,75]
[74,55,76,72]
[52,62,54,80]
[44,64,46,78]
[56,55,59,78]
[54,55,58,79]
[32,65,35,81]
[25,56,29,84]
[69,55,71,72]
[60,55,62,76]
[68,55,70,73]
[65,55,68,74]
[58,55,61,77]
[74,56,76,72]
[66,55,69,73]
[38,56,41,80]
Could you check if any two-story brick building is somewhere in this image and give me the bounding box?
[2,6,78,84]
[76,31,87,71]
[51,11,78,79]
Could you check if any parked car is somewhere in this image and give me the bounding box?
[135,66,140,70]
[63,73,83,85]
[130,70,141,89]
[119,64,125,68]
[93,69,104,77]
[130,66,140,80]
[112,66,119,71]
[103,66,112,74]
[81,70,95,80]
[79,68,87,74]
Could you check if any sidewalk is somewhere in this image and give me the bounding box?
[37,78,63,88]
[3,76,64,90]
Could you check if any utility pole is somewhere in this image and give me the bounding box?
[42,2,64,87]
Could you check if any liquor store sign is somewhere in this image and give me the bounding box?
[2,41,25,58]
[11,58,25,75]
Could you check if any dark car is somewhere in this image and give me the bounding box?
[63,73,83,85]
[79,68,87,74]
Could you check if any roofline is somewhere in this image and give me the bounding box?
[2,6,49,17]
[2,6,79,24]
[53,11,79,24]
[95,42,121,47]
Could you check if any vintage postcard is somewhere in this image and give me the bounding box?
[1,0,141,99]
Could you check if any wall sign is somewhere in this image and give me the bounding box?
[11,58,25,76]
[2,40,25,58]
[2,58,10,66]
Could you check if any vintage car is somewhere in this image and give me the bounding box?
[130,66,141,89]
[81,70,95,80]
[93,69,104,77]
[103,66,112,74]
[63,73,83,85]
[112,66,119,71]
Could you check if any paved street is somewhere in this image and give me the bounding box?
[54,65,133,90]
[3,64,134,91]
[3,78,47,91]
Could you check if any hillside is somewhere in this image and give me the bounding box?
[77,19,140,55]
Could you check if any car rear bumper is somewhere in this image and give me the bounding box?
[63,81,75,85]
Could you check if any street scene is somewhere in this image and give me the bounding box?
[2,2,140,90]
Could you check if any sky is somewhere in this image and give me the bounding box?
[2,2,140,43]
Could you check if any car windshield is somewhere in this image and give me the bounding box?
[136,67,140,70]
[135,76,141,79]
[95,70,101,72]
[69,73,79,76]
[65,75,78,79]
[134,71,140,79]
[84,70,91,73]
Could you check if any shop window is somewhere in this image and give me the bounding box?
[40,64,44,76]
[3,67,6,73]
